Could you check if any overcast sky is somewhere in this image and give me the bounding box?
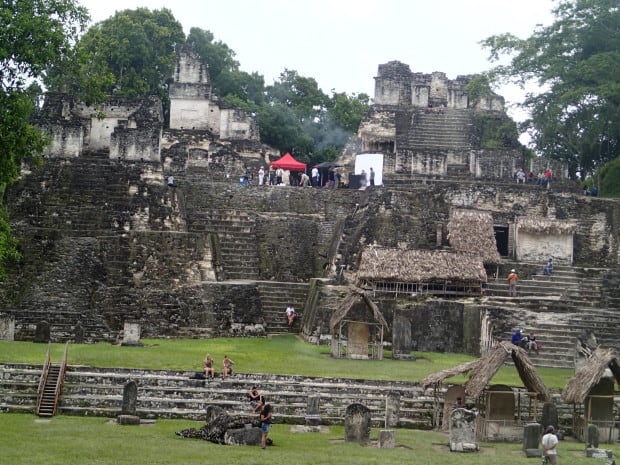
[77,0,556,116]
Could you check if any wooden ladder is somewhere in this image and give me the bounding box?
[36,342,69,417]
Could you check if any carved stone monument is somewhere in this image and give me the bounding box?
[523,423,542,457]
[385,391,400,428]
[449,408,479,452]
[541,402,558,431]
[345,403,371,444]
[306,395,321,428]
[118,380,140,425]
[33,320,50,343]
[391,312,414,360]
[0,313,15,341]
[73,322,85,344]
[378,430,396,448]
[121,322,142,346]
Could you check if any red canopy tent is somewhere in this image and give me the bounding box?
[270,153,307,172]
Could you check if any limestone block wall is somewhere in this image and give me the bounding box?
[110,127,161,162]
[40,123,83,158]
[516,232,573,263]
[169,90,212,130]
[472,149,523,179]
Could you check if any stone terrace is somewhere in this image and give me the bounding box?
[2,362,594,430]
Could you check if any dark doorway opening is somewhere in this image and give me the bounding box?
[494,225,509,256]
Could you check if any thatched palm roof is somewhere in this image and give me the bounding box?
[421,360,481,389]
[329,286,388,332]
[517,216,577,235]
[356,247,485,282]
[562,348,620,404]
[421,341,551,401]
[447,209,501,264]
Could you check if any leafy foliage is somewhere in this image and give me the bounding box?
[46,8,185,107]
[481,0,620,178]
[597,156,620,197]
[0,0,88,278]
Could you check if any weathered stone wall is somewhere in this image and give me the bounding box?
[404,300,467,353]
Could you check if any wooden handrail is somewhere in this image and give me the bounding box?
[52,342,69,414]
[36,342,52,412]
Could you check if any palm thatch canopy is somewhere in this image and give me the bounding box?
[562,348,620,404]
[447,209,501,264]
[517,216,577,235]
[421,360,481,389]
[421,342,551,401]
[356,247,485,283]
[329,286,388,332]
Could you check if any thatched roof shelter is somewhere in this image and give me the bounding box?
[356,247,485,283]
[421,360,481,389]
[517,216,577,235]
[447,209,501,264]
[329,286,388,332]
[562,348,620,404]
[421,341,551,401]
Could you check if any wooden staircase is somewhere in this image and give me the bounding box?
[36,342,68,417]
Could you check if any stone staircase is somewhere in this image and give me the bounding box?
[483,265,619,368]
[257,281,309,333]
[407,108,474,150]
[185,209,259,280]
[0,363,438,428]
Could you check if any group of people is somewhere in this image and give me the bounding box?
[511,328,542,352]
[514,167,553,186]
[246,386,273,449]
[504,259,554,296]
[203,353,235,379]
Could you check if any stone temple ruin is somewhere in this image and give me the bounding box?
[0,50,619,378]
[0,50,620,366]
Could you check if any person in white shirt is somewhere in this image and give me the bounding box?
[542,425,559,464]
[258,166,265,185]
[311,166,319,187]
[285,305,296,327]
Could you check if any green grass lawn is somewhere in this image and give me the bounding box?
[0,414,617,465]
[0,335,575,389]
[0,337,614,464]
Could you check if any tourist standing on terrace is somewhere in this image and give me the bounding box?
[507,269,518,297]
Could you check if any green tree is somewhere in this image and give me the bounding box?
[185,28,240,95]
[0,0,89,278]
[481,0,620,178]
[597,156,620,197]
[46,8,184,107]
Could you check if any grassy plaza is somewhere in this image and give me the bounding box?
[1,336,618,464]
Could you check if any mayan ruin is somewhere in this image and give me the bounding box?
[1,52,619,447]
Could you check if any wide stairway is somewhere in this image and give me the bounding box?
[257,281,309,333]
[406,108,474,150]
[0,363,442,428]
[484,265,619,368]
[185,208,260,280]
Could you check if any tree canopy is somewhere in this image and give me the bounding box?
[45,7,185,107]
[481,0,620,180]
[0,0,89,278]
